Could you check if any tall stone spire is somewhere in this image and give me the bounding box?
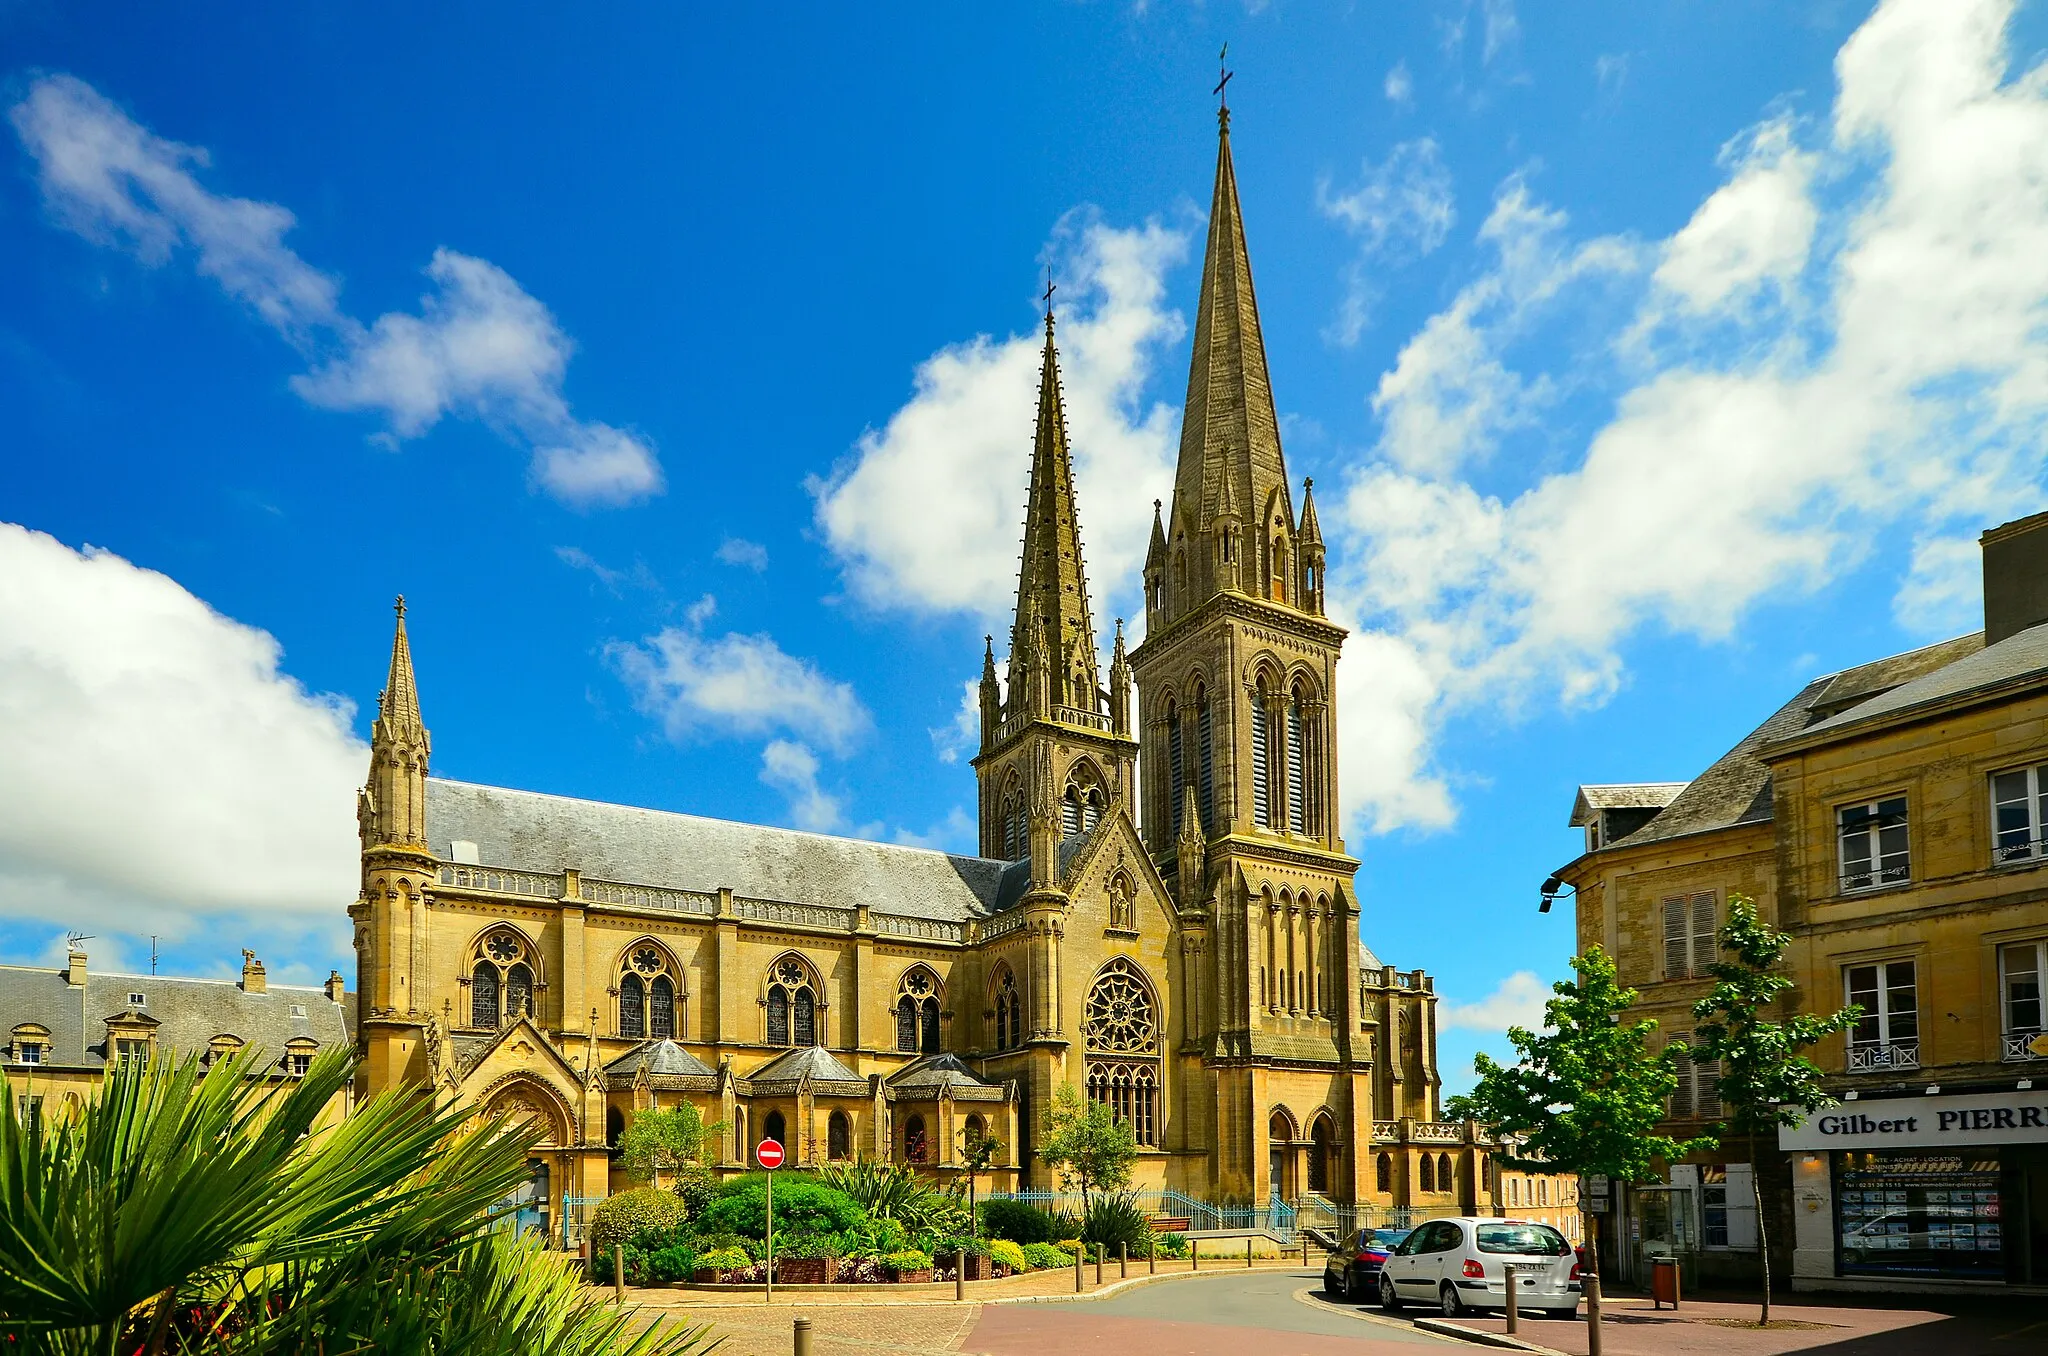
[1009,312,1101,714]
[1164,103,1295,613]
[362,597,430,849]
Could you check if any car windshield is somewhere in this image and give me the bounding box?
[1475,1223,1571,1256]
[1371,1229,1411,1249]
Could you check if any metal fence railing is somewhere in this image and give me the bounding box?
[981,1190,1457,1242]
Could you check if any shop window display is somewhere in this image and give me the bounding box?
[1835,1151,2002,1279]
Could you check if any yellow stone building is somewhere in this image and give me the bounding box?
[348,106,1560,1243]
[1555,512,2048,1294]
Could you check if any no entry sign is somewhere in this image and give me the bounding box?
[756,1138,784,1169]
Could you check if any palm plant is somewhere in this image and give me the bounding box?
[813,1157,967,1237]
[0,1048,716,1355]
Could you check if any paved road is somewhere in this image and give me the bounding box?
[963,1268,1457,1355]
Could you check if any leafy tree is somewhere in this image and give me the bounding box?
[1447,947,1715,1354]
[0,1047,713,1355]
[957,1121,1001,1238]
[1037,1083,1136,1212]
[615,1103,715,1190]
[1686,895,1860,1326]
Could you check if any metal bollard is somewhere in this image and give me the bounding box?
[1303,1237,1310,1266]
[1504,1269,1518,1335]
[1148,1240,1156,1275]
[1119,1241,1128,1278]
[1192,1241,1200,1271]
[1074,1247,1084,1292]
[1094,1243,1103,1285]
[955,1249,966,1301]
[613,1244,625,1304]
[1245,1237,1253,1268]
[793,1315,813,1356]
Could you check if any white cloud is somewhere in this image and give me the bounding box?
[1328,0,2048,835]
[758,740,846,833]
[716,537,770,571]
[930,678,982,765]
[11,74,658,508]
[1481,0,1521,66]
[1318,139,1457,345]
[813,210,1188,627]
[555,544,624,592]
[1440,971,1552,1033]
[1384,62,1415,106]
[607,611,870,756]
[0,523,363,945]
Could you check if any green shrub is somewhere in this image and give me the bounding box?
[882,1249,933,1274]
[1053,1238,1083,1257]
[696,1246,751,1271]
[589,1188,686,1258]
[694,1179,867,1241]
[1149,1230,1189,1259]
[775,1233,844,1259]
[930,1235,990,1260]
[646,1242,696,1284]
[988,1239,1029,1272]
[817,1158,969,1236]
[672,1161,718,1219]
[1021,1242,1072,1270]
[1080,1192,1153,1251]
[1049,1207,1083,1239]
[980,1198,1057,1244]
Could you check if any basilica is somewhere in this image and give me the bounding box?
[350,106,1537,1241]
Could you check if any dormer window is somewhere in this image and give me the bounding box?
[115,1038,149,1070]
[290,1004,307,1019]
[17,1042,43,1066]
[283,1039,317,1077]
[128,992,146,1007]
[11,1025,49,1067]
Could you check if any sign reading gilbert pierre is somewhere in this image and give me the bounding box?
[1779,1088,2048,1150]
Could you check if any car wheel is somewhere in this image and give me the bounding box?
[1379,1273,1402,1312]
[1440,1283,1467,1318]
[1322,1267,1340,1296]
[1345,1269,1366,1303]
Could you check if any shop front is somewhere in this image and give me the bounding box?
[1781,1087,2048,1292]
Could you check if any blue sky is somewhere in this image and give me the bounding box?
[5,1,2048,1092]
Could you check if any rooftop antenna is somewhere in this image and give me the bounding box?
[1214,43,1234,125]
[65,931,93,950]
[150,936,159,975]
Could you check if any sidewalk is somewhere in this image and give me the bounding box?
[1429,1292,2040,1356]
[623,1255,1304,1308]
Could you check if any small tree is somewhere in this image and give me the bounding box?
[1686,895,1859,1326]
[616,1103,713,1190]
[958,1121,1002,1238]
[1447,947,1714,1355]
[1038,1083,1136,1213]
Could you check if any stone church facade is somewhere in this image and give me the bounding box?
[351,108,1527,1239]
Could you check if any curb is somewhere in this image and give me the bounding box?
[990,1261,1308,1305]
[1413,1317,1569,1354]
[629,1261,1312,1310]
[1286,1286,1466,1345]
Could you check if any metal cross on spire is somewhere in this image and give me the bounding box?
[1215,43,1234,125]
[1042,266,1057,325]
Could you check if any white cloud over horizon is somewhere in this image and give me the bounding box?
[812,210,1189,629]
[1440,970,1552,1034]
[0,523,362,957]
[1318,138,1458,345]
[10,73,660,507]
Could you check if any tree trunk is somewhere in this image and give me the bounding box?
[1751,1130,1770,1325]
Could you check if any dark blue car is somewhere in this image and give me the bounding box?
[1322,1227,1412,1301]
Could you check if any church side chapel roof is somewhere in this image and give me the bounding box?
[427,779,1012,923]
[604,1038,715,1079]
[886,1052,992,1091]
[740,1044,866,1095]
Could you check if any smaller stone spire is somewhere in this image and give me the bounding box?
[1298,477,1323,545]
[1109,619,1132,739]
[364,596,431,850]
[1298,477,1326,616]
[376,596,426,746]
[978,635,1002,747]
[1175,781,1207,911]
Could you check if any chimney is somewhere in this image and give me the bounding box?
[66,948,87,987]
[325,970,347,1004]
[1983,511,2048,645]
[240,949,267,994]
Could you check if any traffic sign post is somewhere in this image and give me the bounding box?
[757,1138,784,1303]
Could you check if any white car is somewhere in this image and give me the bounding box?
[1377,1216,1581,1319]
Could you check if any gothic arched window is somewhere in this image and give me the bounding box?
[828,1110,852,1161]
[1439,1153,1455,1192]
[1376,1152,1392,1194]
[764,1109,786,1147]
[1419,1153,1435,1193]
[904,1113,928,1163]
[1309,1115,1335,1195]
[1062,762,1107,837]
[1166,699,1185,838]
[466,927,536,1029]
[619,973,646,1039]
[1195,686,1213,834]
[992,965,1021,1050]
[999,778,1026,861]
[1082,959,1160,1146]
[896,968,940,1054]
[766,956,819,1047]
[1286,680,1309,834]
[1250,677,1273,829]
[617,942,679,1041]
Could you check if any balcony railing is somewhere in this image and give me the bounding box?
[2003,1030,2048,1062]
[1846,1039,1920,1074]
[1838,863,1911,893]
[437,865,563,898]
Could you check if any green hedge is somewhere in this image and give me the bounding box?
[980,1198,1057,1244]
[1021,1241,1072,1270]
[588,1188,685,1258]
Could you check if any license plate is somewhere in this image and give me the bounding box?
[1510,1264,1549,1277]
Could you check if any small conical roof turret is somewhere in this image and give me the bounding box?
[374,597,426,747]
[1298,477,1323,545]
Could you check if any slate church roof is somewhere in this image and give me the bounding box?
[427,778,1013,923]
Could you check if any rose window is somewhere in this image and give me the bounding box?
[485,933,521,964]
[1082,961,1156,1054]
[632,946,663,974]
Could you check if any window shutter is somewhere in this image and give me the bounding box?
[1669,1042,1693,1120]
[1663,897,1689,978]
[1690,893,1717,975]
[1724,1163,1758,1249]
